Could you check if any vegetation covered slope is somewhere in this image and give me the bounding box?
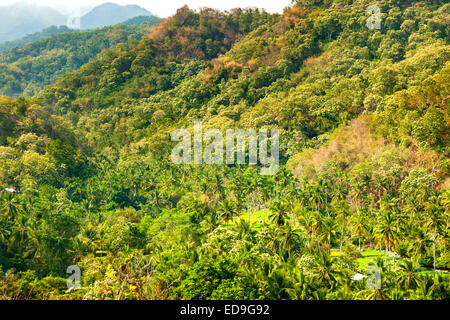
[0,16,159,54]
[0,18,162,98]
[0,1,449,300]
[0,26,76,54]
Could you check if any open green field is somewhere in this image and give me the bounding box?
[235,217,449,277]
[331,249,449,276]
[230,209,298,228]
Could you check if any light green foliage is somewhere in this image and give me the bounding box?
[0,1,448,300]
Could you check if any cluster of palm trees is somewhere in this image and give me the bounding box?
[0,159,448,299]
[172,163,448,282]
[169,163,448,277]
[238,249,448,300]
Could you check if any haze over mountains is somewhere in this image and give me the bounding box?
[80,3,153,30]
[0,3,67,42]
[0,2,156,42]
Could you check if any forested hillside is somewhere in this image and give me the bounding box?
[0,26,75,54]
[0,0,449,300]
[0,16,158,54]
[0,18,161,98]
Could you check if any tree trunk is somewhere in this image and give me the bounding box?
[276,182,278,200]
[385,241,388,267]
[339,216,345,256]
[433,230,436,276]
[328,235,331,254]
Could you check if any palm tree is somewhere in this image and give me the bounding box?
[205,210,219,232]
[285,270,310,299]
[424,194,444,275]
[413,275,434,300]
[332,179,347,204]
[217,199,237,224]
[12,212,31,245]
[234,218,252,239]
[408,228,431,266]
[280,225,303,254]
[397,260,420,290]
[363,259,387,300]
[285,177,299,207]
[297,208,315,248]
[312,211,323,251]
[350,209,367,251]
[350,179,365,209]
[334,200,349,255]
[1,191,20,221]
[266,268,291,300]
[241,175,256,220]
[321,215,337,254]
[0,219,11,243]
[374,209,398,267]
[310,184,325,213]
[389,198,405,235]
[312,251,339,288]
[269,200,289,227]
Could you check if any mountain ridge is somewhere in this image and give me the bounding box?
[0,2,158,43]
[0,3,67,42]
[0,17,162,97]
[80,2,155,30]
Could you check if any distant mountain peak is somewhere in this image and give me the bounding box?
[80,3,154,30]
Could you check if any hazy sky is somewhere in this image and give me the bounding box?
[1,0,293,17]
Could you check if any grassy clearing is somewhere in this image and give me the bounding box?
[331,248,448,275]
[231,210,298,229]
[232,218,448,276]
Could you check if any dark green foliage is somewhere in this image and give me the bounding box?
[0,26,75,54]
[0,2,449,300]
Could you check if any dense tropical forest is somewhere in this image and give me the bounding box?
[0,0,449,300]
[0,26,76,54]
